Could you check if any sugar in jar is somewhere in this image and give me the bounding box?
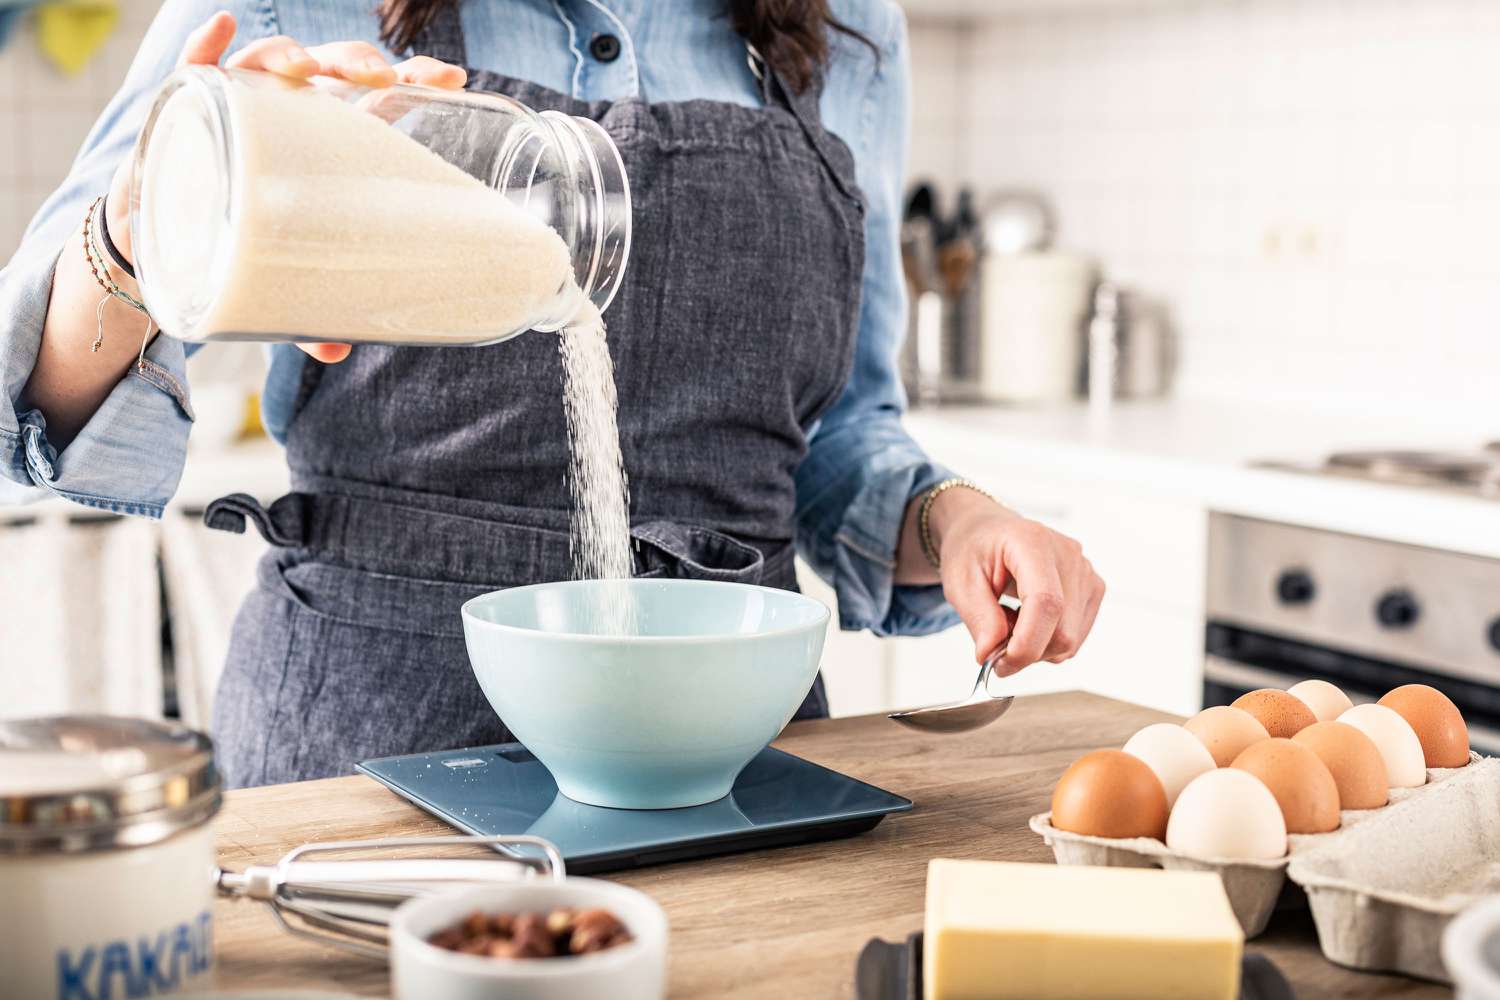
[129,66,631,346]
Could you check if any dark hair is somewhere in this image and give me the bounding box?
[378,0,874,94]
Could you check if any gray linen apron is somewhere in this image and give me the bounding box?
[206,10,867,788]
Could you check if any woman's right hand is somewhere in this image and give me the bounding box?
[104,11,468,364]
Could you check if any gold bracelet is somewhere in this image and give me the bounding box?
[918,477,994,570]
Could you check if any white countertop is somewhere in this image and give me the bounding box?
[907,397,1500,558]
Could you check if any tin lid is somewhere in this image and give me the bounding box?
[0,716,221,854]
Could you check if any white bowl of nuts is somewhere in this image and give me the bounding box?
[388,879,668,1000]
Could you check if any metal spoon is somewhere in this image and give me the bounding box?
[888,644,1012,734]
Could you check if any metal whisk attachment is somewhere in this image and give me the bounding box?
[217,834,567,959]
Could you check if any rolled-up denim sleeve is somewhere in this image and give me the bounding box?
[0,0,274,516]
[795,5,961,638]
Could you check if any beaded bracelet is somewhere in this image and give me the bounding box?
[918,477,996,570]
[82,196,152,353]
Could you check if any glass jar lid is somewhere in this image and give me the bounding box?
[0,716,221,855]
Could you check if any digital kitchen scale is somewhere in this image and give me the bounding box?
[357,743,912,874]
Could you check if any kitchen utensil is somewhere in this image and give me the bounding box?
[1116,292,1173,398]
[912,289,944,405]
[937,188,983,397]
[359,743,911,874]
[1087,284,1174,408]
[976,251,1097,404]
[1087,281,1121,418]
[853,933,1296,1000]
[887,645,1012,734]
[174,994,362,999]
[900,184,939,296]
[389,880,668,1000]
[936,190,979,299]
[217,834,566,958]
[981,190,1053,255]
[462,579,829,810]
[1,716,221,999]
[1443,896,1500,999]
[901,184,944,405]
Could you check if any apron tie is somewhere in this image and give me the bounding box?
[204,492,306,548]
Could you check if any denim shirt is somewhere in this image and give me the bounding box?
[0,0,959,637]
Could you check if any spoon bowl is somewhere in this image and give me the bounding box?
[887,646,1012,734]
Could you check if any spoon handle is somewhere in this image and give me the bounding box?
[978,643,1009,699]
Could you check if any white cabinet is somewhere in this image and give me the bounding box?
[796,564,896,717]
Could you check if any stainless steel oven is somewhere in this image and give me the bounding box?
[1203,512,1500,755]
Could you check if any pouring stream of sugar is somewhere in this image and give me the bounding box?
[144,80,638,630]
[557,301,638,635]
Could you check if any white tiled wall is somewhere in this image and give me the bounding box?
[4,12,973,259]
[8,1,1499,419]
[909,0,1500,418]
[906,19,969,194]
[0,0,155,258]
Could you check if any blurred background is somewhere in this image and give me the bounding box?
[4,0,1499,743]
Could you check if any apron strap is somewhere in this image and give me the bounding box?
[405,0,468,64]
[746,43,861,204]
[204,492,306,548]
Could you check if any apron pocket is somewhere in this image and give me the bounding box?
[262,552,491,639]
[631,521,768,584]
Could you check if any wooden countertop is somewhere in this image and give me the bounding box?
[213,691,1450,998]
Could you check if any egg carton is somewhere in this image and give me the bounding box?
[1288,756,1500,983]
[1028,752,1487,944]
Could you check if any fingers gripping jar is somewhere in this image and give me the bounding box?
[129,67,631,345]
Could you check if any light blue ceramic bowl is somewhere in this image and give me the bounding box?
[461,579,829,810]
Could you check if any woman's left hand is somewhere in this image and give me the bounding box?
[923,486,1106,678]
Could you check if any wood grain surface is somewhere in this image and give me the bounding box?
[213,691,1450,998]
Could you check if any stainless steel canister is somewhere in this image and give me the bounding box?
[0,717,222,997]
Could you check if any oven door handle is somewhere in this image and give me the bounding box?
[1205,655,1500,753]
[1203,656,1311,695]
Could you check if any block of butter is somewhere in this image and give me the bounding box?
[924,859,1244,1000]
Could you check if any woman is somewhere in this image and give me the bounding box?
[0,0,1104,787]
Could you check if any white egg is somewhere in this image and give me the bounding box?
[1167,769,1287,860]
[1337,703,1427,788]
[1287,679,1353,722]
[1122,723,1216,808]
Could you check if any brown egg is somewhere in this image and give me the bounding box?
[1292,721,1389,810]
[1232,689,1318,739]
[1231,738,1341,833]
[1051,749,1169,840]
[1185,706,1271,767]
[1378,685,1469,768]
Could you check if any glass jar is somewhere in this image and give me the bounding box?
[128,66,631,346]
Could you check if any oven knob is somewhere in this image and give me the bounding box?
[1275,570,1316,605]
[1375,590,1420,629]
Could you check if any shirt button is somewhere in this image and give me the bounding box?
[589,33,621,63]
